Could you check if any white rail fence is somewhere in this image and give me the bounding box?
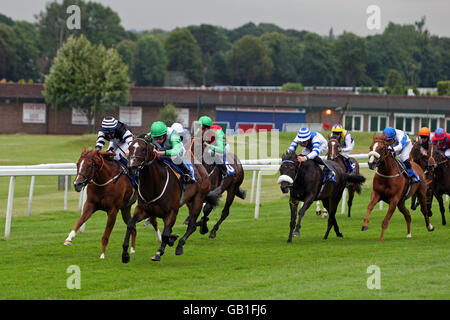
[1,156,447,239]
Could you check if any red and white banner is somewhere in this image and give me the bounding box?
[23,103,46,124]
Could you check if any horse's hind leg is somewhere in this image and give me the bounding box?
[347,187,355,218]
[324,196,342,239]
[199,202,213,235]
[397,201,412,238]
[64,202,95,246]
[209,187,237,239]
[435,193,446,225]
[417,189,435,232]
[292,196,314,240]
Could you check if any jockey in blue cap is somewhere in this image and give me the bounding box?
[382,126,420,183]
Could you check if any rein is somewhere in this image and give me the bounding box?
[371,141,405,179]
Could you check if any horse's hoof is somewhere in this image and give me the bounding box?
[130,247,135,254]
[168,234,179,246]
[406,233,412,238]
[287,239,292,243]
[321,213,328,219]
[361,225,369,231]
[199,226,209,235]
[151,254,161,261]
[293,231,300,237]
[337,233,343,238]
[428,211,433,217]
[122,253,130,264]
[100,253,105,259]
[208,231,216,239]
[175,246,184,255]
[316,210,321,216]
[428,224,434,232]
[63,240,72,246]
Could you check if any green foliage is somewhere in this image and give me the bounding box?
[116,40,136,80]
[134,35,167,86]
[159,103,178,126]
[0,22,16,79]
[335,32,367,87]
[164,28,203,85]
[384,69,406,94]
[281,82,304,92]
[43,35,130,133]
[227,35,274,85]
[437,80,450,96]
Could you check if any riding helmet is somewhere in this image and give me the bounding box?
[382,127,396,141]
[331,124,344,133]
[433,128,446,141]
[297,128,311,142]
[199,115,212,127]
[418,127,431,137]
[150,121,168,137]
[101,116,118,132]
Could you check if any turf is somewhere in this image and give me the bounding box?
[0,133,449,300]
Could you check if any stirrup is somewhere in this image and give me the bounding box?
[183,174,195,184]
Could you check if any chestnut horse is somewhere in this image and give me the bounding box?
[122,136,221,263]
[327,136,361,217]
[65,149,160,259]
[188,138,246,239]
[427,143,450,225]
[278,151,366,242]
[363,135,434,241]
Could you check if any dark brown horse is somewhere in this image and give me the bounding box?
[189,138,246,239]
[427,143,450,225]
[278,151,366,242]
[363,135,434,241]
[327,135,361,217]
[65,149,160,259]
[122,137,221,262]
[410,139,434,215]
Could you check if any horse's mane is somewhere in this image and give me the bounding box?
[373,133,388,142]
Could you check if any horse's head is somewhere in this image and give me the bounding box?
[427,143,446,173]
[127,136,156,176]
[367,134,390,170]
[411,139,429,169]
[328,135,340,160]
[73,149,104,192]
[278,151,298,194]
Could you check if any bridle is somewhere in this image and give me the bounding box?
[369,140,405,178]
[76,153,105,186]
[129,138,159,170]
[328,138,340,160]
[428,144,448,172]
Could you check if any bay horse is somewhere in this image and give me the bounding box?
[121,136,221,263]
[277,151,366,242]
[363,134,434,241]
[188,137,246,239]
[427,143,450,225]
[327,135,362,217]
[65,149,160,259]
[410,139,434,215]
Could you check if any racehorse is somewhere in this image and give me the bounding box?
[327,135,362,217]
[121,136,221,262]
[427,143,450,225]
[188,137,246,239]
[66,149,160,259]
[410,139,434,215]
[277,151,366,242]
[363,134,434,241]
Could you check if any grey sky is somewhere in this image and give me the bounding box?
[2,0,449,37]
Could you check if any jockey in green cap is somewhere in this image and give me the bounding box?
[145,121,195,183]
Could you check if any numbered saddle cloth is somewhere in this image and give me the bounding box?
[223,155,236,176]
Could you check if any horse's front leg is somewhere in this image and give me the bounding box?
[100,208,118,259]
[287,197,299,243]
[153,209,178,262]
[362,191,381,231]
[64,201,95,246]
[293,195,315,238]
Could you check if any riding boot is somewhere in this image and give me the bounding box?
[118,154,128,169]
[344,158,354,174]
[313,156,336,182]
[179,162,196,184]
[403,159,420,183]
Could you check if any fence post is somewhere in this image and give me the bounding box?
[80,186,87,233]
[64,175,69,211]
[250,170,256,203]
[341,188,347,214]
[254,170,263,219]
[27,176,35,217]
[5,176,16,239]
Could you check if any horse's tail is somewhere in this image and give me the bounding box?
[205,187,222,208]
[236,188,246,199]
[345,174,366,188]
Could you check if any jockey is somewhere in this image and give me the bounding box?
[331,123,355,173]
[382,126,420,183]
[288,127,336,182]
[417,127,432,156]
[145,121,195,184]
[197,115,229,179]
[95,116,133,168]
[431,128,450,159]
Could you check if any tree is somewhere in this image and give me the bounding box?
[116,40,136,80]
[43,35,130,133]
[334,32,367,87]
[384,69,406,94]
[298,32,336,86]
[159,103,178,126]
[0,23,16,80]
[281,82,304,92]
[164,28,203,85]
[11,21,41,82]
[134,35,167,87]
[226,35,274,85]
